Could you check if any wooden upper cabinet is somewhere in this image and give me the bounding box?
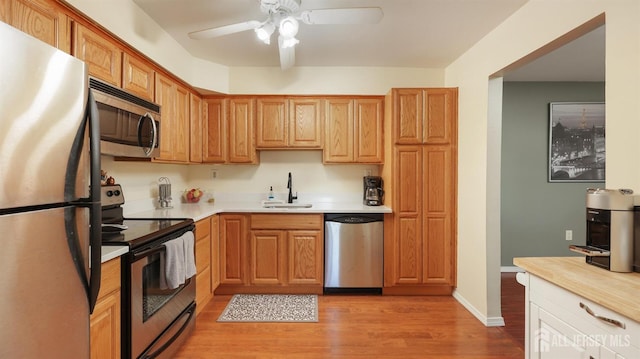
[154,73,175,161]
[256,97,288,148]
[73,22,122,87]
[392,88,423,145]
[289,98,323,148]
[154,73,189,163]
[391,88,457,145]
[423,88,457,145]
[256,97,323,149]
[354,98,383,163]
[228,97,258,164]
[1,0,71,53]
[190,93,203,163]
[203,98,227,163]
[324,97,383,163]
[122,52,154,101]
[174,83,190,162]
[323,98,354,163]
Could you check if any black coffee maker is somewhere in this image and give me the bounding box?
[363,176,384,206]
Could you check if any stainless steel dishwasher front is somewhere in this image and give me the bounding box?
[324,213,383,293]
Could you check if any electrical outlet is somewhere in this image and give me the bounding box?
[364,169,372,177]
[565,230,573,241]
[211,169,218,179]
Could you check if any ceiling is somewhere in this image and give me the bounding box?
[133,0,604,81]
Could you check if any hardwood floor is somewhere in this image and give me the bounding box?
[175,292,524,358]
[498,273,526,351]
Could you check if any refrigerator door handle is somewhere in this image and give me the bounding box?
[87,90,102,313]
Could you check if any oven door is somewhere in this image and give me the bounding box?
[129,238,196,359]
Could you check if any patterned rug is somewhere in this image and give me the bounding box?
[217,294,318,323]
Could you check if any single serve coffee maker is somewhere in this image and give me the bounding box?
[363,176,384,206]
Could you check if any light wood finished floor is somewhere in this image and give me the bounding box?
[174,292,524,358]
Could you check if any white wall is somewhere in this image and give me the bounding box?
[446,0,640,324]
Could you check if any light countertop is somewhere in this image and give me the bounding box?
[101,245,128,263]
[127,200,392,222]
[514,256,640,323]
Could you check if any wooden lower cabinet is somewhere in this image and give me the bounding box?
[194,218,212,315]
[216,213,323,294]
[90,258,121,359]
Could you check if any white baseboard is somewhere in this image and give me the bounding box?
[452,289,505,327]
[501,266,525,273]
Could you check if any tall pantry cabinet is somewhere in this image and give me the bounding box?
[382,88,458,295]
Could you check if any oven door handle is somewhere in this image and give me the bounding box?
[133,245,165,261]
[139,303,196,359]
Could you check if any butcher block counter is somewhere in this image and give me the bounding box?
[514,256,640,323]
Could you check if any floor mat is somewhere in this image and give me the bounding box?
[217,294,318,322]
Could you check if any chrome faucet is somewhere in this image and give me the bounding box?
[287,172,297,203]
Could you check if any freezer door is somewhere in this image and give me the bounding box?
[0,206,90,358]
[0,22,89,209]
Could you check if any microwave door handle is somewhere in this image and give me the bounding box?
[138,113,157,157]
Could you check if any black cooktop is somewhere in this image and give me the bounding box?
[101,218,194,249]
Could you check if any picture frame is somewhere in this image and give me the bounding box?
[548,102,605,182]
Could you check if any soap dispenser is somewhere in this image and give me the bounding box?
[268,186,275,200]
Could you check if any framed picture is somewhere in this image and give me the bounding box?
[548,102,605,182]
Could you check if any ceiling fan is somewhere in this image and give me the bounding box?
[188,0,384,70]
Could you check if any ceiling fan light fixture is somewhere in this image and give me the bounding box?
[279,16,299,38]
[281,36,299,48]
[254,22,275,44]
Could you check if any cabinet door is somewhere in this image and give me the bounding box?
[392,146,423,284]
[422,145,455,285]
[122,52,154,101]
[530,303,600,359]
[354,98,383,163]
[256,97,288,148]
[174,83,190,162]
[189,93,203,163]
[90,291,121,359]
[154,73,175,161]
[220,214,248,285]
[211,215,220,290]
[228,98,257,163]
[392,88,423,145]
[424,88,457,145]
[1,0,71,53]
[250,230,286,285]
[74,23,122,87]
[323,98,354,163]
[288,230,323,285]
[195,218,212,314]
[203,98,227,163]
[289,98,323,148]
[90,258,121,359]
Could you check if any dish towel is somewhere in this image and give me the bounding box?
[182,231,197,280]
[163,236,186,289]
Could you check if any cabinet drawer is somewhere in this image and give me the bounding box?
[530,274,640,353]
[250,214,322,230]
[195,218,211,241]
[97,257,121,301]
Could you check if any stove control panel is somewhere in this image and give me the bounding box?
[101,185,125,207]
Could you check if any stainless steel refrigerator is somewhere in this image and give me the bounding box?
[0,21,101,358]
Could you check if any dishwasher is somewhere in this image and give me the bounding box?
[324,213,384,294]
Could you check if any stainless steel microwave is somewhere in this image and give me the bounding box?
[89,78,160,158]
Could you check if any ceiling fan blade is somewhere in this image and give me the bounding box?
[278,35,295,70]
[300,7,383,25]
[188,20,261,40]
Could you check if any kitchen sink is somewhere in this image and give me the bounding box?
[262,203,313,209]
